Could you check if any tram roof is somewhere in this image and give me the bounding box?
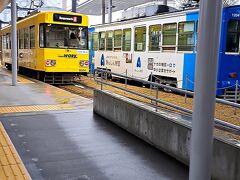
[0,0,10,12]
[77,0,159,15]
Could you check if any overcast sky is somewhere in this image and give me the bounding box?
[1,0,240,25]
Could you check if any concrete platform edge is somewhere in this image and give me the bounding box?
[93,89,240,180]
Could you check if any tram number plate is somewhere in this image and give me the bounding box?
[79,69,86,72]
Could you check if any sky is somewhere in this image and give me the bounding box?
[1,0,240,26]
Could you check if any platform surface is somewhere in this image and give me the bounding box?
[0,68,188,180]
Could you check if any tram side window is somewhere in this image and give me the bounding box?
[9,34,11,49]
[39,25,45,48]
[226,20,240,53]
[24,28,29,49]
[30,26,35,48]
[122,28,131,51]
[99,32,105,50]
[178,21,194,51]
[106,31,113,51]
[149,25,161,51]
[92,32,99,50]
[134,26,146,52]
[2,35,6,49]
[114,30,122,51]
[162,23,177,51]
[195,21,198,51]
[6,33,10,49]
[19,29,24,49]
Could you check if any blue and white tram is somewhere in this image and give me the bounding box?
[89,5,240,95]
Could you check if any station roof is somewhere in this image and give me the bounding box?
[77,0,156,15]
[0,0,10,12]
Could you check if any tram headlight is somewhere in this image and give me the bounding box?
[80,60,89,67]
[46,60,56,67]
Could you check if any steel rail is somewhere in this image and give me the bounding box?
[94,69,240,133]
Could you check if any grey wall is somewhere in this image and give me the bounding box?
[93,90,240,180]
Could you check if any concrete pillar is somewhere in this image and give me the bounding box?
[72,0,77,12]
[11,0,17,86]
[189,0,223,179]
[163,0,167,6]
[108,0,112,23]
[102,0,105,24]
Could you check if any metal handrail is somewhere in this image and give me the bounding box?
[94,69,240,133]
[95,69,240,108]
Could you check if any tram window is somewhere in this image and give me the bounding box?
[6,33,10,49]
[9,34,11,49]
[30,26,35,48]
[196,21,198,51]
[134,26,146,51]
[92,32,99,50]
[19,29,24,49]
[162,23,177,51]
[178,21,194,51]
[2,35,6,49]
[39,25,45,48]
[149,25,161,51]
[5,35,8,49]
[114,30,122,51]
[226,20,240,53]
[123,28,131,51]
[106,31,113,51]
[39,24,88,50]
[99,32,106,50]
[24,28,29,49]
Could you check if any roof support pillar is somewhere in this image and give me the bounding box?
[102,0,105,24]
[11,0,17,86]
[72,0,77,12]
[189,0,222,179]
[108,0,112,23]
[163,0,167,6]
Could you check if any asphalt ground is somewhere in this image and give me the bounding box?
[1,109,188,180]
[0,67,188,179]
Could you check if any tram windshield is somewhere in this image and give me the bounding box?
[39,24,88,50]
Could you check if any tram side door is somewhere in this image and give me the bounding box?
[122,28,133,76]
[132,25,148,79]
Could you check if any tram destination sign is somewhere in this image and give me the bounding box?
[53,13,82,23]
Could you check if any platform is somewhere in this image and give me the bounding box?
[0,68,188,179]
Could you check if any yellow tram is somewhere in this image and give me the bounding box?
[0,10,89,84]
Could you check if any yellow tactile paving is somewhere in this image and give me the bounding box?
[0,104,75,114]
[0,122,31,180]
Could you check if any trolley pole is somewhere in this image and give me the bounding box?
[11,0,17,86]
[102,0,105,24]
[72,0,77,13]
[189,0,222,180]
[108,0,112,23]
